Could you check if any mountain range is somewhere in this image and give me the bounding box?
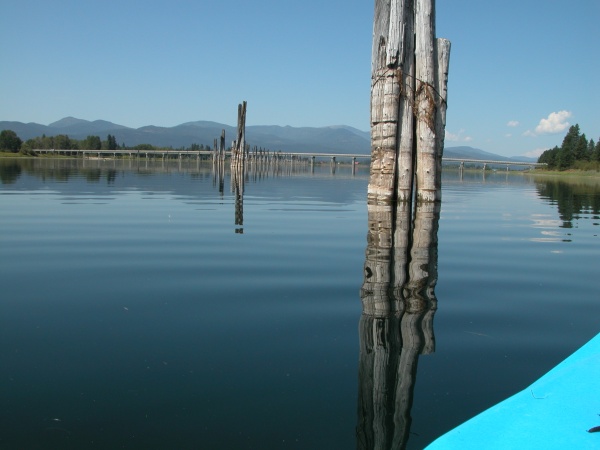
[0,117,537,162]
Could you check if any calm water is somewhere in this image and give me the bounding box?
[1,158,599,449]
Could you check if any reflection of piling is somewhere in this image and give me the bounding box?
[212,129,227,195]
[407,203,439,353]
[232,166,244,234]
[361,204,395,316]
[358,203,440,449]
[357,314,401,450]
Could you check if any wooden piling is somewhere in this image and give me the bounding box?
[368,0,403,204]
[396,0,416,203]
[414,0,437,202]
[369,0,450,204]
[220,129,226,160]
[228,102,247,232]
[231,101,247,167]
[434,38,451,195]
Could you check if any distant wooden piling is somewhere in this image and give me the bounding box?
[230,102,247,233]
[369,0,450,204]
[231,101,247,167]
[220,129,226,160]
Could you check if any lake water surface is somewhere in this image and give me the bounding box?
[1,158,599,449]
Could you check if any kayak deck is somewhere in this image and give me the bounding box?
[425,332,600,449]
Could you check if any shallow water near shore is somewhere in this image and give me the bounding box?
[1,158,599,449]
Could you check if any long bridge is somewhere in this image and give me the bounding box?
[32,148,544,169]
[443,158,546,170]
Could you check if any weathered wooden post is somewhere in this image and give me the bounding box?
[434,38,451,196]
[368,0,404,204]
[414,0,437,202]
[231,101,247,168]
[369,0,450,204]
[228,102,246,232]
[220,129,225,161]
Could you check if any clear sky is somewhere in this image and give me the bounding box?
[1,0,598,157]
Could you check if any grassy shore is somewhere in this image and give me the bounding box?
[527,168,600,178]
[0,151,71,158]
[0,151,31,158]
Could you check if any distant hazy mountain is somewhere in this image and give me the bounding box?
[443,146,538,163]
[48,116,129,134]
[0,117,370,155]
[0,117,536,161]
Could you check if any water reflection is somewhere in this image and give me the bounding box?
[1,157,368,236]
[232,165,244,233]
[358,203,439,450]
[0,159,22,184]
[535,177,600,228]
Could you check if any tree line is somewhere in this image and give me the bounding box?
[0,130,212,154]
[538,124,600,170]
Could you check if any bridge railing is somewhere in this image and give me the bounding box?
[31,149,545,168]
[442,158,545,167]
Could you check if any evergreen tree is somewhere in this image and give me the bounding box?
[573,133,589,161]
[561,125,581,157]
[587,139,595,160]
[557,145,574,170]
[538,146,559,169]
[106,134,118,150]
[539,125,599,170]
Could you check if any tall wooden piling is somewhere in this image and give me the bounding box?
[434,38,451,196]
[231,101,247,167]
[369,0,450,204]
[414,0,437,202]
[396,1,416,203]
[230,102,247,233]
[220,129,226,160]
[369,0,403,204]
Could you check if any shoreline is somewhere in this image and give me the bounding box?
[3,153,600,179]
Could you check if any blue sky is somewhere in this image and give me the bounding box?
[1,0,598,157]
